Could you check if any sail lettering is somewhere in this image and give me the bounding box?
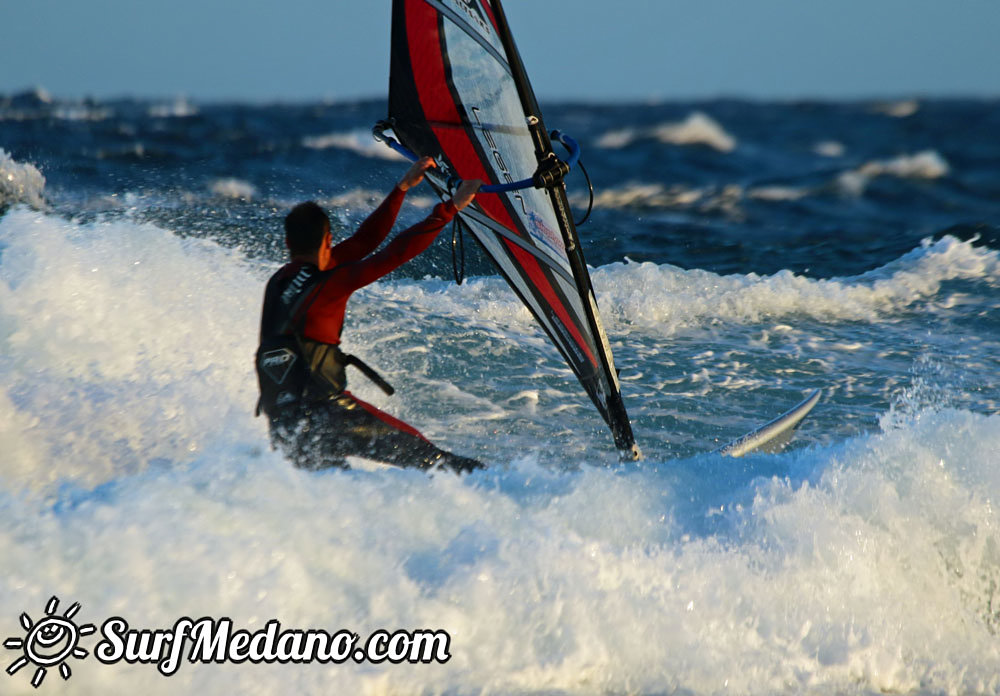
[470,106,527,214]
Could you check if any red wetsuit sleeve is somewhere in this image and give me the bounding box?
[302,200,458,344]
[329,185,406,264]
[329,200,457,293]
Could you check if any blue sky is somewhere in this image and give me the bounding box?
[3,0,998,102]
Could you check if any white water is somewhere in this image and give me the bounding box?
[0,149,46,210]
[837,150,951,196]
[209,178,258,201]
[148,96,199,119]
[596,112,737,153]
[593,236,1000,332]
[2,208,999,694]
[303,129,408,161]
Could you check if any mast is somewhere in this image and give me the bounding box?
[488,0,640,458]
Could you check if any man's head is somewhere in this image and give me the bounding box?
[284,201,331,261]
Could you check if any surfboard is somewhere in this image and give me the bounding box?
[717,389,821,457]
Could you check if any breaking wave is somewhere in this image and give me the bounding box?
[208,178,258,201]
[302,129,407,160]
[0,150,46,209]
[591,235,999,333]
[1,209,999,694]
[837,150,950,196]
[597,112,737,152]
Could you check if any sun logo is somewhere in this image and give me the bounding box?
[4,596,96,688]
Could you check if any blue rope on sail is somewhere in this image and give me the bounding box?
[373,122,580,193]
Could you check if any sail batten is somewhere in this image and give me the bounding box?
[387,0,638,456]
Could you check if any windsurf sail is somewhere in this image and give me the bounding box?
[381,0,639,459]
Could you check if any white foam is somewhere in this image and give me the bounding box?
[0,149,46,209]
[357,235,1000,342]
[591,235,1000,334]
[568,183,752,215]
[0,208,264,490]
[27,86,53,104]
[148,96,199,118]
[208,178,258,201]
[813,140,845,158]
[837,150,950,195]
[1,211,999,694]
[873,99,920,118]
[596,112,737,152]
[303,129,407,161]
[52,102,113,122]
[747,185,810,202]
[320,188,434,212]
[594,127,638,149]
[858,150,950,179]
[570,182,704,209]
[1,407,998,693]
[652,112,737,152]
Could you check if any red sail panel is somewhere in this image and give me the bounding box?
[387,0,637,455]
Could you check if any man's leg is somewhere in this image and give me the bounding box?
[270,411,348,471]
[326,392,484,473]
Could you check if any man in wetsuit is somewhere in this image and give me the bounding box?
[258,157,483,473]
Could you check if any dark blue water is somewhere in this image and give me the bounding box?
[5,91,999,277]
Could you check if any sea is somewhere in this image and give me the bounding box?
[1,89,999,694]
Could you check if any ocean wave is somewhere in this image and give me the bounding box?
[568,182,748,216]
[320,188,434,212]
[570,182,705,209]
[302,129,407,160]
[3,86,53,105]
[872,99,920,118]
[746,185,810,202]
[0,87,53,121]
[357,234,1000,345]
[837,150,950,196]
[596,111,737,152]
[813,140,845,157]
[0,89,112,122]
[0,209,998,694]
[0,149,46,209]
[148,96,199,118]
[0,389,997,694]
[208,178,258,201]
[49,101,114,122]
[569,181,807,212]
[0,208,263,489]
[591,235,999,333]
[857,150,950,179]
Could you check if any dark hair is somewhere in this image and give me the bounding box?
[284,201,329,257]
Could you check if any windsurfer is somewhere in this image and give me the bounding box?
[257,156,484,473]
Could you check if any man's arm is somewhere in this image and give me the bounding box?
[334,201,456,292]
[328,187,405,264]
[331,178,481,293]
[329,157,438,264]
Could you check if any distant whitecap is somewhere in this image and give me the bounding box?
[303,129,407,160]
[148,96,198,118]
[596,111,737,152]
[208,178,257,201]
[814,140,845,157]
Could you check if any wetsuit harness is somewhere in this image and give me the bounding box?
[255,264,392,419]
